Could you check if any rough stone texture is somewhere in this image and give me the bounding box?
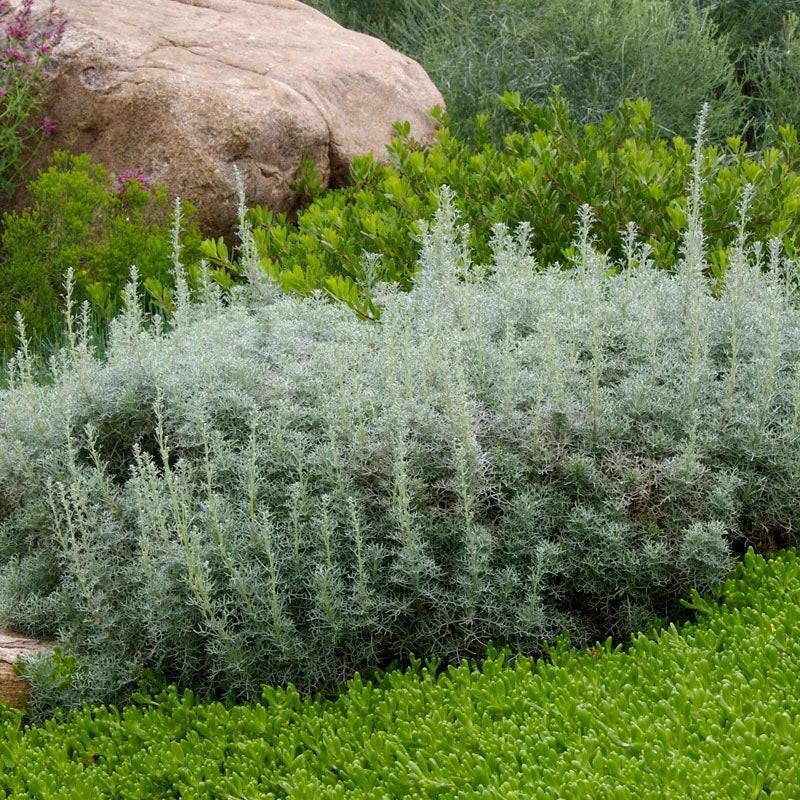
[27,0,443,235]
[0,629,54,709]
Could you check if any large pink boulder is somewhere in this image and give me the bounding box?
[28,0,443,235]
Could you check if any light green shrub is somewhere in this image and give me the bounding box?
[429,0,742,141]
[2,548,799,796]
[2,132,800,708]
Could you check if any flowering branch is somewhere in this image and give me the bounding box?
[0,0,66,197]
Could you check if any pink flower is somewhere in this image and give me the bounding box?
[5,24,27,39]
[2,47,28,63]
[113,168,153,194]
[40,116,58,134]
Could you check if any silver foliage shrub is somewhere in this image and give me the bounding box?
[2,174,800,709]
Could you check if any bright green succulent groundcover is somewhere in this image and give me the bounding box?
[0,549,797,798]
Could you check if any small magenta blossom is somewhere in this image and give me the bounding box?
[5,23,26,39]
[40,115,57,134]
[113,168,153,194]
[2,46,27,62]
[1,0,66,72]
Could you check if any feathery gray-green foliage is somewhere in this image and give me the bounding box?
[3,133,800,709]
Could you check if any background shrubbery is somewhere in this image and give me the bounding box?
[10,99,800,351]
[202,98,800,320]
[311,0,800,146]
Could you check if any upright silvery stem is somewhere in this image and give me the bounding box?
[574,208,605,445]
[677,106,713,468]
[347,496,368,609]
[288,480,305,575]
[754,292,781,444]
[721,186,754,423]
[107,267,145,355]
[169,198,193,327]
[448,364,488,623]
[682,103,710,283]
[255,508,286,647]
[499,320,517,427]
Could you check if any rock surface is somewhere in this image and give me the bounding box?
[28,0,443,235]
[0,629,54,709]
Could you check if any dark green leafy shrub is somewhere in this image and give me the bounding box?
[3,549,799,796]
[680,1,800,141]
[311,0,743,143]
[427,0,743,142]
[699,0,797,49]
[2,170,800,709]
[0,151,203,350]
[743,12,800,140]
[204,97,800,318]
[311,0,429,31]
